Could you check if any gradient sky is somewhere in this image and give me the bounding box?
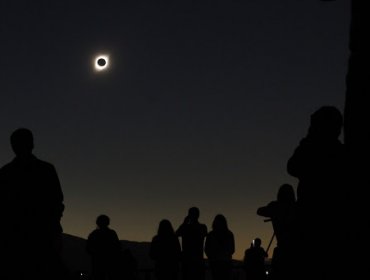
[1,0,350,260]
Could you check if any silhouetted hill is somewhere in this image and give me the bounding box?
[61,233,153,274]
[61,233,91,273]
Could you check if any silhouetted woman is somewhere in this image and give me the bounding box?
[243,238,268,280]
[150,219,181,280]
[205,214,235,280]
[257,184,297,280]
[86,215,122,280]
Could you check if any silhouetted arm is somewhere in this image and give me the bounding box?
[175,216,190,236]
[287,138,314,178]
[228,231,235,256]
[257,202,275,218]
[86,232,95,255]
[41,162,65,233]
[203,224,208,237]
[175,236,181,259]
[112,230,122,251]
[287,148,303,178]
[47,164,65,220]
[149,236,158,260]
[204,233,212,258]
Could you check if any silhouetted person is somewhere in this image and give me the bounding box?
[205,214,235,280]
[257,184,297,280]
[86,215,123,280]
[287,106,347,280]
[150,219,181,280]
[176,207,208,280]
[0,128,66,280]
[243,238,268,280]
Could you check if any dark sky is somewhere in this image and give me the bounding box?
[0,0,350,259]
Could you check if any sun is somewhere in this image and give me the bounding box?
[94,55,109,72]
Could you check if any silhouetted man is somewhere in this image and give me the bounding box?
[0,128,65,280]
[176,207,208,280]
[243,238,268,280]
[287,106,347,280]
[86,215,124,280]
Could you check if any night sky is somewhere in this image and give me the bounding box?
[1,0,350,260]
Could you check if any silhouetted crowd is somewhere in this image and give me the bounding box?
[0,105,354,280]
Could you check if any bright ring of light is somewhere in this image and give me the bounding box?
[94,55,109,71]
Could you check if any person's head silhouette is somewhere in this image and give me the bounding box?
[188,207,200,223]
[277,184,296,204]
[253,238,262,248]
[308,106,343,140]
[10,128,34,157]
[96,214,110,229]
[212,214,228,231]
[158,219,175,236]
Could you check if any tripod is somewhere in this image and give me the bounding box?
[264,219,275,256]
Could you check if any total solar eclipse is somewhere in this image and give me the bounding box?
[94,55,109,71]
[97,58,106,66]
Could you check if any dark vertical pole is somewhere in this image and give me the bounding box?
[317,1,368,278]
[265,232,275,256]
[344,2,369,151]
[344,0,370,278]
[344,1,370,225]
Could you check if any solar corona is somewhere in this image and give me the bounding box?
[94,55,109,71]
